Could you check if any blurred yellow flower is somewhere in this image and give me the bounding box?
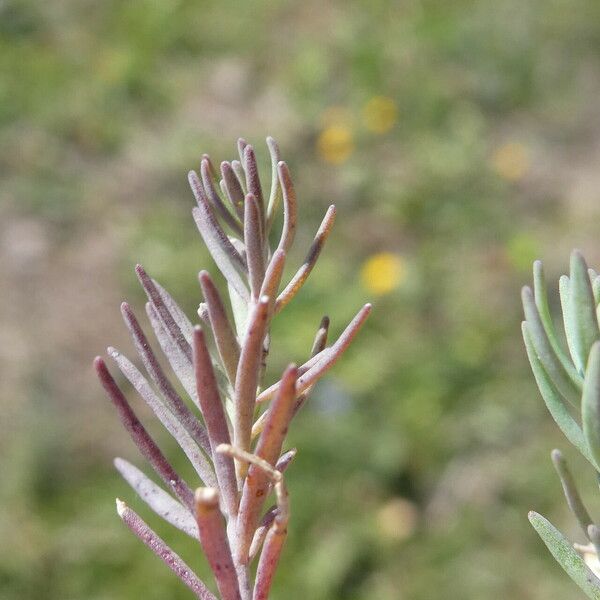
[360,252,405,295]
[362,96,398,134]
[491,142,530,181]
[317,125,354,165]
[376,497,418,541]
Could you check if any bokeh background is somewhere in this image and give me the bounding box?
[3,1,600,598]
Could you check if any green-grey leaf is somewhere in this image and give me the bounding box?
[582,342,600,470]
[522,286,581,407]
[590,272,600,306]
[561,275,580,374]
[522,322,596,468]
[533,261,582,387]
[569,251,600,374]
[529,511,600,599]
[551,449,593,538]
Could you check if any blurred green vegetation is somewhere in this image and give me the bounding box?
[3,0,600,598]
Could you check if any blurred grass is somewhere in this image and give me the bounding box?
[3,0,600,598]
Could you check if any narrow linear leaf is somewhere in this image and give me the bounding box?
[533,261,582,386]
[193,327,239,518]
[275,162,297,255]
[570,251,600,374]
[108,347,217,487]
[221,161,245,220]
[561,275,580,375]
[114,458,198,539]
[137,265,192,363]
[253,481,289,600]
[265,136,282,231]
[275,448,297,473]
[244,193,265,301]
[522,286,581,406]
[310,316,330,357]
[94,357,194,509]
[146,302,197,405]
[257,303,372,404]
[590,270,600,305]
[237,365,297,563]
[243,145,265,219]
[234,297,270,474]
[117,500,216,600]
[201,158,243,235]
[249,506,277,561]
[121,302,210,454]
[522,323,596,469]
[237,137,248,162]
[152,279,194,347]
[551,449,594,538]
[194,488,242,600]
[256,348,327,407]
[582,342,600,470]
[276,205,336,313]
[260,249,286,319]
[529,511,600,599]
[199,271,241,387]
[190,171,249,302]
[231,160,246,194]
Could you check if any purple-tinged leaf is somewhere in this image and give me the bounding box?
[201,153,216,177]
[108,347,216,487]
[199,271,241,387]
[221,161,245,220]
[276,205,336,313]
[216,446,288,576]
[237,366,297,562]
[244,193,265,302]
[237,138,248,162]
[252,510,287,600]
[254,365,298,466]
[120,302,210,454]
[201,158,243,236]
[265,136,282,231]
[256,304,372,404]
[289,316,331,421]
[194,488,242,600]
[152,279,194,346]
[231,160,246,195]
[249,506,277,561]
[310,316,330,357]
[189,170,249,301]
[253,477,289,600]
[193,327,239,518]
[146,302,197,406]
[260,249,286,319]
[114,458,198,539]
[274,162,297,255]
[275,448,297,473]
[243,145,265,219]
[94,357,194,510]
[234,297,270,473]
[117,499,216,600]
[136,265,193,363]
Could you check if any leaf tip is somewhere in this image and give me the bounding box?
[551,448,564,465]
[116,498,127,517]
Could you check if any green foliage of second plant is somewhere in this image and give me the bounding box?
[524,251,600,598]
